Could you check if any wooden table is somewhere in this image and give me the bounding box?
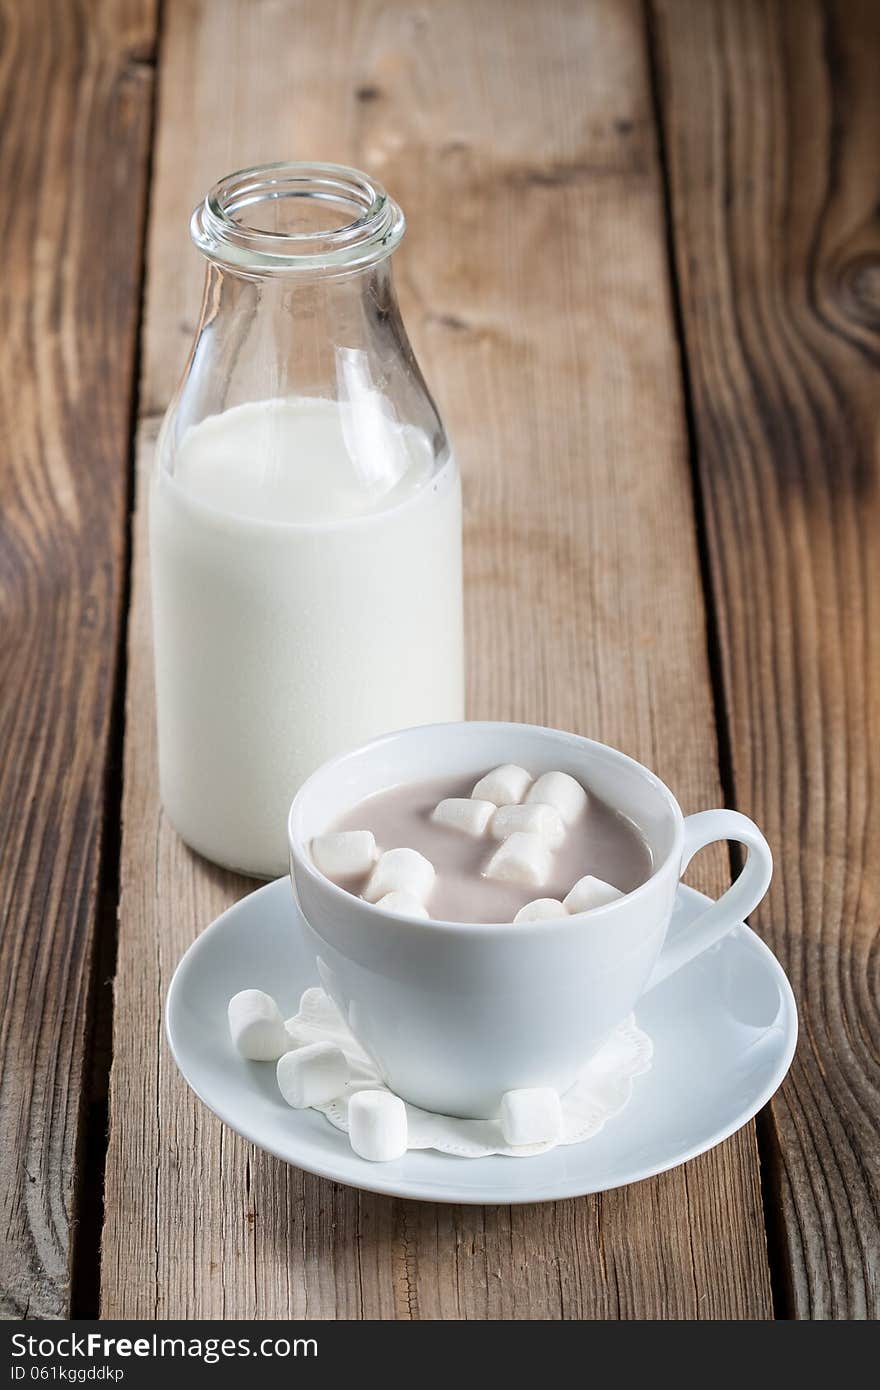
[2,0,877,1321]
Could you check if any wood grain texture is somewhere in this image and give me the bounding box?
[0,0,157,1317]
[102,0,773,1318]
[654,0,880,1319]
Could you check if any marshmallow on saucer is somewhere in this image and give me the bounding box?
[376,890,430,919]
[364,847,435,905]
[513,898,568,923]
[432,797,495,837]
[563,874,623,915]
[348,1090,408,1162]
[484,831,551,887]
[228,989,289,1061]
[471,764,532,807]
[526,772,587,825]
[490,802,566,849]
[499,1087,563,1146]
[276,1042,349,1109]
[311,830,377,881]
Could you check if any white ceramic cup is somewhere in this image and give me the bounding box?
[288,722,773,1119]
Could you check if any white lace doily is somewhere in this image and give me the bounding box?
[285,988,652,1159]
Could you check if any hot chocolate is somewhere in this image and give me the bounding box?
[325,771,652,923]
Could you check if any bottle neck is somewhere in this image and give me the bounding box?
[165,161,445,469]
[196,256,405,408]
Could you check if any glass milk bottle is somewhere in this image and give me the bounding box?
[150,163,464,877]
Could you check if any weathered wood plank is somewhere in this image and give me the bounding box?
[0,0,157,1318]
[102,0,773,1318]
[653,0,880,1319]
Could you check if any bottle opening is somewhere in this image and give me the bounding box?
[191,161,405,276]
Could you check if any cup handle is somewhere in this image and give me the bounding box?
[646,809,773,991]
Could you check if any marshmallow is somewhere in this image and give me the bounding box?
[376,891,430,919]
[364,847,435,904]
[432,797,495,837]
[499,1087,564,1146]
[513,898,568,923]
[348,1090,408,1162]
[484,831,551,887]
[311,830,377,882]
[526,771,587,825]
[490,802,566,849]
[228,989,288,1061]
[563,874,623,915]
[471,764,532,807]
[277,1042,349,1108]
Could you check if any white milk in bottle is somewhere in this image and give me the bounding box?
[150,165,465,876]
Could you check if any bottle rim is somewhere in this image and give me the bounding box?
[191,161,405,276]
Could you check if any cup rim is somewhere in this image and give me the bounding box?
[287,721,685,933]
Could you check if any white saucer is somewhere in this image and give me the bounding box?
[166,879,797,1204]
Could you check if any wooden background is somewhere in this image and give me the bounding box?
[1,0,877,1320]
